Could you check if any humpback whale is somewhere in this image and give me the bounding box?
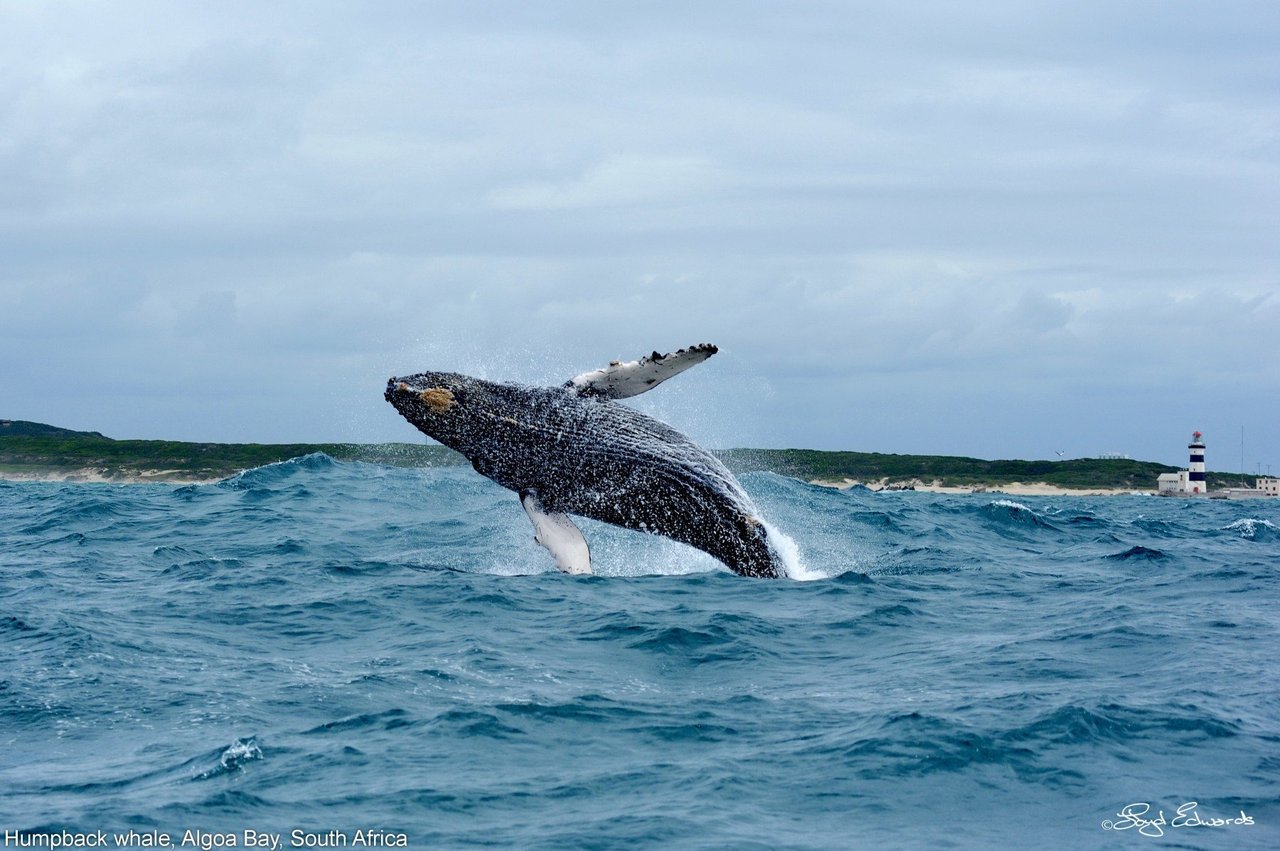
[384,345,786,578]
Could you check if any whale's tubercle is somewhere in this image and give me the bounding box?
[418,388,456,412]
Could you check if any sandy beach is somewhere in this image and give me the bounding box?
[0,468,216,485]
[2,468,1149,495]
[810,478,1145,497]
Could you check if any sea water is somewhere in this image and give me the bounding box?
[1,455,1277,849]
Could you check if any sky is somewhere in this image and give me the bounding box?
[2,1,1277,469]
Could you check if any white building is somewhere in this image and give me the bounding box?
[1238,477,1280,498]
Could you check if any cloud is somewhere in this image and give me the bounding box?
[489,155,726,211]
[0,1,1277,467]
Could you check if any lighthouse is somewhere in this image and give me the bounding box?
[1188,430,1206,494]
[1157,430,1210,495]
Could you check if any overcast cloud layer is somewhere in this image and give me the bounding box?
[2,1,1277,468]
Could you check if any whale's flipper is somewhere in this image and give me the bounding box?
[521,491,592,575]
[566,343,718,400]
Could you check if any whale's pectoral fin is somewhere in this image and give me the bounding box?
[520,491,592,575]
[565,343,718,399]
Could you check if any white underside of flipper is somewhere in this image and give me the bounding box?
[521,492,592,575]
[566,343,718,399]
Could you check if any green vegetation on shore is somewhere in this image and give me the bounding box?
[716,449,1226,490]
[0,420,1258,490]
[0,434,463,481]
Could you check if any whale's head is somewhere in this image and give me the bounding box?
[385,370,546,459]
[384,371,479,448]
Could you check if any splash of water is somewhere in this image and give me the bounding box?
[765,520,823,581]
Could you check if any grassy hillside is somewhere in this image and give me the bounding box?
[0,422,1257,490]
[0,419,106,438]
[716,449,1212,490]
[0,433,464,480]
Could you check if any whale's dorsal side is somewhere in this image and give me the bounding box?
[565,343,718,400]
[521,491,592,575]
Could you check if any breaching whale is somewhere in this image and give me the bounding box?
[384,345,786,578]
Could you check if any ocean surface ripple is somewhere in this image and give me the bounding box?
[2,456,1278,848]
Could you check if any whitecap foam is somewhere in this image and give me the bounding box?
[192,737,264,781]
[219,737,263,769]
[1222,518,1278,540]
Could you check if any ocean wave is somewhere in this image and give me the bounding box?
[428,708,524,740]
[981,498,1059,529]
[302,710,414,736]
[580,619,762,665]
[194,738,265,780]
[1104,545,1169,561]
[1222,518,1279,541]
[219,452,339,490]
[2,461,1277,845]
[1008,702,1240,745]
[494,695,646,725]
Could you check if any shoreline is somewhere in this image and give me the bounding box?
[10,430,1237,493]
[0,468,219,485]
[809,478,1148,497]
[1,467,1146,496]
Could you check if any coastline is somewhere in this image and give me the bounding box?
[809,478,1147,497]
[0,468,218,485]
[1,467,1145,496]
[7,427,1218,493]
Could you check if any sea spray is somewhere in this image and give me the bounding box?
[764,519,824,581]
